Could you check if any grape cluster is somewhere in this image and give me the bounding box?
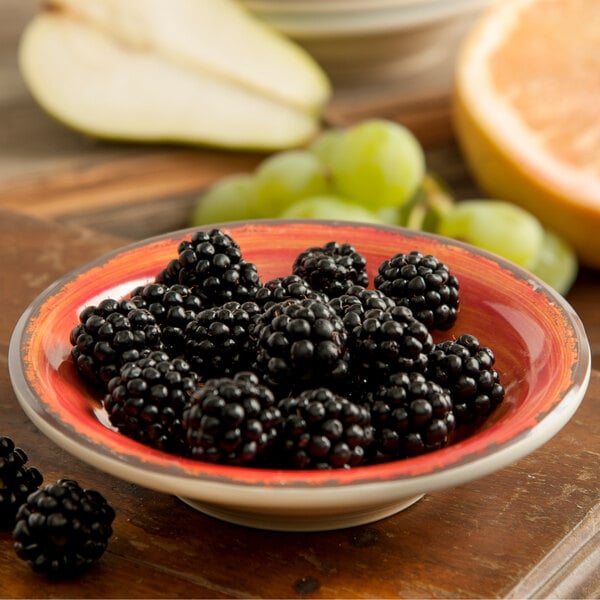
[191,118,577,295]
[70,230,506,470]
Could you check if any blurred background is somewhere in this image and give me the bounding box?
[0,0,484,238]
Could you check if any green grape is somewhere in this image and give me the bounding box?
[253,150,330,217]
[192,173,259,226]
[328,119,425,209]
[400,173,455,232]
[530,229,578,295]
[308,128,344,168]
[376,206,404,226]
[437,200,544,269]
[279,195,385,224]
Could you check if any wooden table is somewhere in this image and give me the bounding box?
[1,1,599,597]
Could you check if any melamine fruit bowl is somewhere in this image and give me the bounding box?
[8,220,591,531]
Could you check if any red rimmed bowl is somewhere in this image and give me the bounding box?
[9,220,591,531]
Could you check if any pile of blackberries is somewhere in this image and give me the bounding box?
[70,228,504,470]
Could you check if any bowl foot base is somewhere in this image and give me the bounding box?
[177,494,425,531]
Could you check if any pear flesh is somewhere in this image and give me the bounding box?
[46,0,330,113]
[19,1,331,150]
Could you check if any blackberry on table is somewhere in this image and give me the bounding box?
[13,478,115,578]
[164,228,261,306]
[427,333,505,425]
[130,282,203,356]
[366,372,455,460]
[277,388,374,469]
[183,371,282,466]
[292,241,369,299]
[375,251,460,330]
[255,274,329,309]
[254,298,349,394]
[348,306,434,383]
[69,299,162,388]
[104,351,198,454]
[0,436,43,528]
[184,301,262,380]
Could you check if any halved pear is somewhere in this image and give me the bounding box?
[19,3,330,150]
[47,0,331,113]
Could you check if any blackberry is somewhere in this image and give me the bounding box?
[375,251,460,330]
[0,437,43,528]
[255,274,329,309]
[278,388,374,469]
[170,229,261,306]
[328,284,396,333]
[367,372,455,460]
[130,282,203,356]
[13,478,115,578]
[427,333,505,425]
[348,306,434,383]
[156,233,225,288]
[184,301,262,380]
[156,257,183,287]
[254,298,349,393]
[104,351,198,454]
[183,371,282,466]
[70,298,162,388]
[292,241,369,298]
